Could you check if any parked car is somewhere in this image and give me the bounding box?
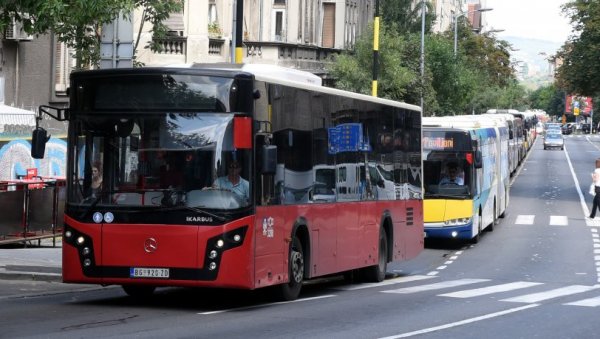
[543,133,564,150]
[582,123,591,133]
[561,123,573,135]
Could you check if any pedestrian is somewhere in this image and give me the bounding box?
[589,167,600,219]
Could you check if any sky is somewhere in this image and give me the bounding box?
[484,0,573,44]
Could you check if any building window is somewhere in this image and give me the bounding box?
[54,40,74,96]
[274,0,286,5]
[272,10,285,42]
[209,1,217,24]
[322,3,335,48]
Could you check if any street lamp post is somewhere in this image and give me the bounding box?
[453,7,493,56]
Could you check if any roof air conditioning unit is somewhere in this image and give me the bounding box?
[4,18,33,41]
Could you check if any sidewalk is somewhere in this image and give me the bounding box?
[0,238,62,282]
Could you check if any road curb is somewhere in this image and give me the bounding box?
[0,270,61,282]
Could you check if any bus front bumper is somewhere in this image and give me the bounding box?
[424,222,473,239]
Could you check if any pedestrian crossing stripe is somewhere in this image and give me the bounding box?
[368,277,600,307]
[381,278,489,294]
[439,281,543,298]
[333,274,435,291]
[549,215,568,226]
[565,295,600,307]
[500,285,600,303]
[515,215,535,225]
[512,214,599,227]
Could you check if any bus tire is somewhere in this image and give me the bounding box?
[122,285,156,298]
[362,228,388,282]
[274,236,304,301]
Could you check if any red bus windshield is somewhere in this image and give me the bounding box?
[70,113,252,210]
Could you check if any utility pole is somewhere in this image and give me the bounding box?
[234,0,243,64]
[372,0,379,97]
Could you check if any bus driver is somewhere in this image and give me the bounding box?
[212,160,250,201]
[439,162,464,185]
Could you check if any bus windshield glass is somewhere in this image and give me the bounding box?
[422,129,474,198]
[69,113,252,210]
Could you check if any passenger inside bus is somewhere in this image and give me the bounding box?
[90,162,103,197]
[439,162,464,185]
[211,159,250,201]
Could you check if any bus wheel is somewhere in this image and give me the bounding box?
[122,285,156,298]
[363,228,388,282]
[275,236,304,301]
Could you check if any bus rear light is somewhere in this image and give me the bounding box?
[465,152,473,165]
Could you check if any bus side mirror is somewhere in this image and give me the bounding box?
[261,145,277,174]
[474,150,483,169]
[31,127,50,159]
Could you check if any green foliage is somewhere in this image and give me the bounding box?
[135,0,183,55]
[329,15,519,116]
[381,0,436,35]
[555,0,600,96]
[1,0,182,69]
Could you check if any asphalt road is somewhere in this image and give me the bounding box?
[1,134,600,338]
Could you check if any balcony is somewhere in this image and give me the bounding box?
[153,35,187,55]
[244,41,340,73]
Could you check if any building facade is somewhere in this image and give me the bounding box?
[135,0,374,75]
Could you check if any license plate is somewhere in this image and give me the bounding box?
[130,267,170,278]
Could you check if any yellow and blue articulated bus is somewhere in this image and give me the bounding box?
[422,119,500,243]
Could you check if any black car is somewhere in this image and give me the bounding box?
[561,123,573,135]
[582,123,591,133]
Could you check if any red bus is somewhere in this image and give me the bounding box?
[32,64,424,300]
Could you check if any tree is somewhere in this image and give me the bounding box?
[555,0,600,96]
[328,23,439,114]
[0,0,182,69]
[381,0,436,35]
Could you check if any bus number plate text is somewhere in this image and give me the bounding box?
[130,267,170,278]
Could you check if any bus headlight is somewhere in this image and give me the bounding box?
[216,239,224,248]
[209,250,218,259]
[76,236,85,245]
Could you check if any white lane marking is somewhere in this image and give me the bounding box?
[438,281,543,298]
[197,294,336,315]
[549,215,568,226]
[334,275,435,291]
[377,304,540,339]
[500,285,600,303]
[515,215,535,225]
[382,279,489,294]
[566,296,600,307]
[570,138,600,225]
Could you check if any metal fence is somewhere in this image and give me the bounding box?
[0,179,65,246]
